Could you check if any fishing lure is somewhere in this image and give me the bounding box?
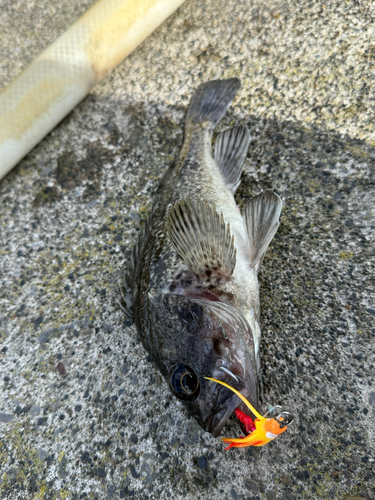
[205,377,293,449]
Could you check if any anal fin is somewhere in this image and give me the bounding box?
[167,198,236,283]
[244,190,282,271]
[214,125,250,193]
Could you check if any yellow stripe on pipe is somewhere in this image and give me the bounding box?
[0,0,186,179]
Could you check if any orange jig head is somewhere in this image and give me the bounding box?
[205,377,293,450]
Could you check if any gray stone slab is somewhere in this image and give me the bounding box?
[0,0,375,499]
[0,413,14,423]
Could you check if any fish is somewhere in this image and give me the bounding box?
[119,78,282,437]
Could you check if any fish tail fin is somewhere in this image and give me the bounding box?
[244,190,282,273]
[186,78,241,129]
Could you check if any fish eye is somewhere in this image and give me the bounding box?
[169,364,200,401]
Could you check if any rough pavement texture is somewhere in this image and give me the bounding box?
[1,0,375,499]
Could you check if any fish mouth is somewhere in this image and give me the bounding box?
[203,379,255,438]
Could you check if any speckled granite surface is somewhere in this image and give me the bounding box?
[1,1,375,499]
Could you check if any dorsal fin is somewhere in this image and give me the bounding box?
[167,198,236,283]
[118,219,149,321]
[117,284,133,321]
[214,125,250,193]
[244,190,282,272]
[124,219,148,287]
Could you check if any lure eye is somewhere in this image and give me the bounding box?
[169,364,200,401]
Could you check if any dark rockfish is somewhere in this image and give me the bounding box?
[120,78,282,437]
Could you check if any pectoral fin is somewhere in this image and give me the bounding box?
[244,190,282,272]
[167,198,236,283]
[214,125,250,193]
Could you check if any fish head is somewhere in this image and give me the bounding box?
[146,292,258,437]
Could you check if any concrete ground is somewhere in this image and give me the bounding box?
[1,0,375,499]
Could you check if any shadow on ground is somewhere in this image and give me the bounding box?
[0,94,374,500]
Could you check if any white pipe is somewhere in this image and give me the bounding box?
[0,0,185,180]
